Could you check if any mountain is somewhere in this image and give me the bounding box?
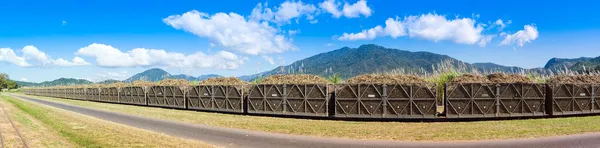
[197,74,222,80]
[17,78,93,87]
[471,62,525,73]
[544,57,594,69]
[240,44,524,80]
[169,74,199,81]
[124,68,171,82]
[543,56,600,72]
[97,79,122,84]
[124,68,223,82]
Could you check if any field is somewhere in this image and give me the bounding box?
[10,93,600,141]
[0,93,213,148]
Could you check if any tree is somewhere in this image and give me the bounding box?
[0,73,18,89]
[5,80,17,89]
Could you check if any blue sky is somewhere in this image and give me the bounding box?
[1,0,599,82]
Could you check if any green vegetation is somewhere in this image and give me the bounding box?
[20,93,600,141]
[327,73,343,84]
[1,73,18,89]
[251,75,265,84]
[2,94,212,147]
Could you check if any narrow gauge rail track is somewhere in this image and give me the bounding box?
[0,104,28,148]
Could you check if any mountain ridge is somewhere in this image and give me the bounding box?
[19,44,600,87]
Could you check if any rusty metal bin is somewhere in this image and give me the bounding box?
[334,83,437,119]
[119,87,147,105]
[147,86,186,109]
[247,84,330,117]
[445,83,546,118]
[187,85,244,113]
[99,87,120,103]
[73,88,86,100]
[547,84,599,116]
[86,88,100,101]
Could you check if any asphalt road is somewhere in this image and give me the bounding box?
[8,94,600,148]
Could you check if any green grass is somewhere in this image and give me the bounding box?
[16,93,600,141]
[2,94,213,148]
[4,95,100,147]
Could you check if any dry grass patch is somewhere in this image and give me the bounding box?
[0,95,74,148]
[17,93,600,141]
[2,94,213,148]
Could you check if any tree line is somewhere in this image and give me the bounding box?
[0,73,18,89]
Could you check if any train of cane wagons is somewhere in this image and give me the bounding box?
[22,82,600,121]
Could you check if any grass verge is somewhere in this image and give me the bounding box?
[13,93,600,141]
[1,94,213,148]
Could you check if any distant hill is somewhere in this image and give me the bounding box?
[124,68,171,82]
[471,62,524,73]
[544,57,593,69]
[124,68,222,82]
[544,56,600,71]
[17,78,93,87]
[97,79,122,84]
[239,44,525,81]
[169,74,199,81]
[197,74,223,80]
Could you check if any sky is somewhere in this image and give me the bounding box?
[1,0,599,83]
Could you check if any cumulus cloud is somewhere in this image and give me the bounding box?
[0,46,88,67]
[338,26,383,40]
[404,14,486,45]
[20,78,28,81]
[319,0,372,18]
[500,24,538,47]
[338,17,405,40]
[0,48,31,67]
[493,19,511,30]
[76,43,246,69]
[261,55,275,65]
[338,13,495,47]
[250,1,318,24]
[164,10,295,55]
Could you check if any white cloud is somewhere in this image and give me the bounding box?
[0,46,88,67]
[338,17,405,40]
[250,1,318,24]
[383,17,406,38]
[319,0,372,18]
[500,24,538,47]
[338,13,493,47]
[62,20,67,26]
[261,55,275,65]
[493,19,511,30]
[288,29,300,36]
[0,48,31,67]
[338,25,383,40]
[319,0,342,18]
[76,43,246,69]
[403,14,485,45]
[22,45,90,66]
[478,35,494,47]
[342,0,372,18]
[164,10,295,55]
[20,78,28,81]
[326,43,335,46]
